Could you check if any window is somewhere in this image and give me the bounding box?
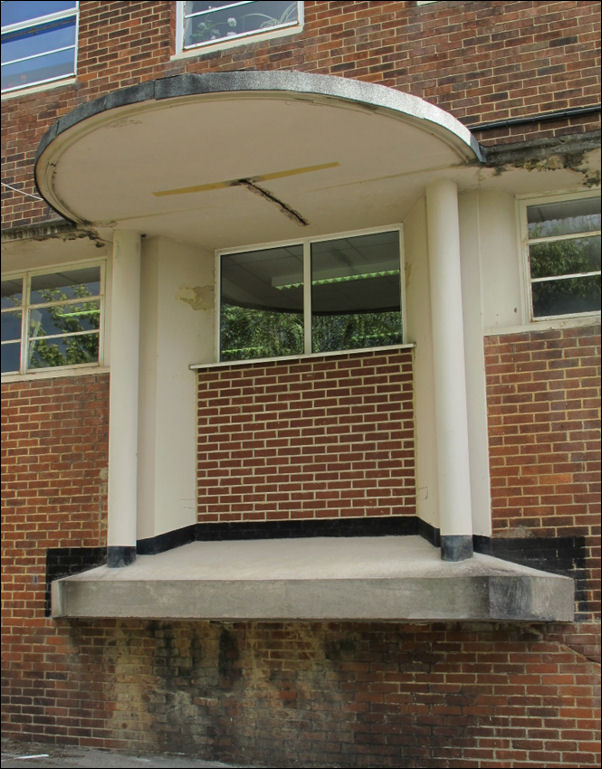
[1,264,104,375]
[524,195,601,319]
[1,1,78,94]
[177,1,302,54]
[219,229,403,362]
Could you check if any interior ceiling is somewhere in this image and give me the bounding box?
[36,90,482,250]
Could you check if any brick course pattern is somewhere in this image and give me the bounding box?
[1,619,600,768]
[1,374,109,618]
[2,0,600,229]
[197,349,416,523]
[485,325,601,624]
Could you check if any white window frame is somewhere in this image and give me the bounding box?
[518,191,601,323]
[174,1,304,58]
[1,260,106,377]
[215,224,406,363]
[1,1,79,95]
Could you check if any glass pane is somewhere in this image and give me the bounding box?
[529,236,601,279]
[532,275,601,318]
[30,267,100,304]
[29,301,100,337]
[1,1,76,27]
[1,44,75,90]
[2,19,76,63]
[311,231,402,353]
[1,342,21,374]
[185,1,244,14]
[1,309,22,342]
[528,197,601,239]
[221,245,304,361]
[1,277,23,308]
[185,1,297,46]
[28,333,99,369]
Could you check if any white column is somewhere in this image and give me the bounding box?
[426,180,473,560]
[107,230,141,566]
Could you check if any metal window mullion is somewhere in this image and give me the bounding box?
[1,7,77,35]
[303,241,312,355]
[185,1,252,21]
[2,44,76,68]
[528,230,601,245]
[29,294,101,311]
[30,328,100,343]
[21,274,32,374]
[531,270,601,283]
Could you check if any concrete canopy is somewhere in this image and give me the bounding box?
[35,72,483,249]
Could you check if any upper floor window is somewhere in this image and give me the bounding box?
[1,263,104,375]
[176,1,303,54]
[524,194,601,320]
[1,1,78,94]
[219,228,403,362]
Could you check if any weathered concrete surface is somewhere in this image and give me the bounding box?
[1,740,264,768]
[52,536,574,622]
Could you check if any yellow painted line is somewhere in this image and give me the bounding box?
[153,162,339,197]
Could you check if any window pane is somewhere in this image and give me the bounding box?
[532,275,601,318]
[30,267,100,304]
[1,309,22,342]
[1,1,76,27]
[185,1,298,46]
[221,245,304,361]
[529,235,601,279]
[2,19,76,63]
[528,197,601,238]
[1,43,75,90]
[1,278,23,308]
[1,342,21,373]
[28,333,99,369]
[29,301,100,337]
[311,231,402,353]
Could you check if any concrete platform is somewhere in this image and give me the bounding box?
[51,536,574,622]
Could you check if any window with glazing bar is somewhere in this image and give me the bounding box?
[177,1,302,53]
[1,264,104,375]
[525,195,601,319]
[219,228,403,362]
[1,1,78,93]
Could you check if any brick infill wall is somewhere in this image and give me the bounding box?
[485,324,601,623]
[197,348,415,524]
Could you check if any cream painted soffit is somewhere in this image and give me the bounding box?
[34,72,484,249]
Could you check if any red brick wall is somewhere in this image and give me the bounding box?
[2,1,600,229]
[2,619,600,768]
[1,374,109,614]
[197,349,415,523]
[485,325,601,624]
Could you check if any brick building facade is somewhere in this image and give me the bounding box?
[2,2,600,767]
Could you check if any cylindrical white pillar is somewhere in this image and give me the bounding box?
[107,230,141,566]
[426,180,473,560]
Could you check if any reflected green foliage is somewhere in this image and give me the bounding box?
[529,235,600,317]
[221,305,403,361]
[529,236,600,279]
[313,311,403,353]
[221,305,303,361]
[29,284,100,368]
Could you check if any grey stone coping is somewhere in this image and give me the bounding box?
[52,536,573,622]
[35,71,484,165]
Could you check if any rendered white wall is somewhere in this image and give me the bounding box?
[458,191,492,536]
[403,196,440,529]
[479,191,524,330]
[137,236,214,540]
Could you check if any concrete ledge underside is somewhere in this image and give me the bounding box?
[51,536,574,621]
